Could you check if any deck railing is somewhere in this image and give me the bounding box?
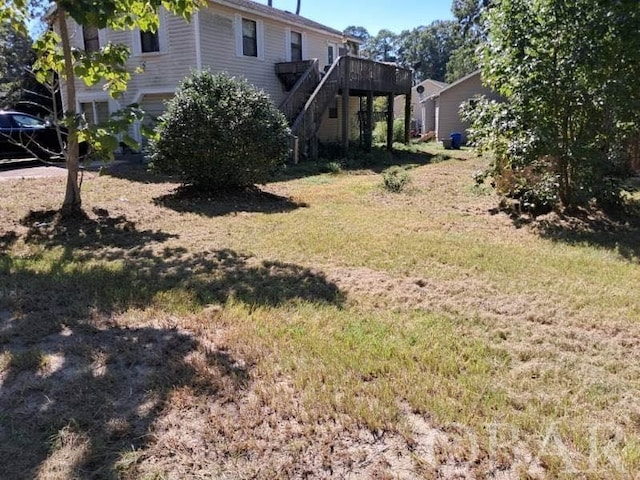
[347,57,412,94]
[290,57,411,143]
[291,57,343,144]
[277,59,320,123]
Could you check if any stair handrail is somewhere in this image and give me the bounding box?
[291,56,345,140]
[278,58,320,123]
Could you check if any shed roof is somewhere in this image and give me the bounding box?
[422,70,481,101]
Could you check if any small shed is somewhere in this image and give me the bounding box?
[393,79,448,134]
[421,70,500,144]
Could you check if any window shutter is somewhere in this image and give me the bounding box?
[98,29,107,48]
[301,32,308,60]
[132,29,141,55]
[234,14,243,57]
[257,20,264,60]
[284,28,291,62]
[158,10,168,53]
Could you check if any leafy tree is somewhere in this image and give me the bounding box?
[445,0,492,82]
[0,12,60,118]
[343,25,370,44]
[363,29,398,62]
[0,20,33,108]
[466,0,640,210]
[150,71,290,189]
[451,0,491,38]
[396,20,457,82]
[0,0,202,216]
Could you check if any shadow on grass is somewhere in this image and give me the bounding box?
[20,208,178,250]
[14,209,343,310]
[275,144,456,181]
[0,231,17,253]
[101,160,179,185]
[0,320,245,479]
[0,209,344,478]
[153,185,308,217]
[534,207,640,262]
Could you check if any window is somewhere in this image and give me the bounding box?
[235,16,263,59]
[12,114,46,128]
[80,101,109,125]
[242,18,257,57]
[140,31,160,53]
[83,25,100,52]
[329,98,338,119]
[290,31,302,61]
[328,45,335,65]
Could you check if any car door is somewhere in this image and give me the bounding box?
[0,114,23,158]
[11,114,62,157]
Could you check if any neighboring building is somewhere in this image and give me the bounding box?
[393,79,448,134]
[421,70,500,143]
[62,0,411,156]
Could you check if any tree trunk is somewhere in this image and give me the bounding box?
[58,8,82,216]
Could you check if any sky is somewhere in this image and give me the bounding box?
[252,1,454,35]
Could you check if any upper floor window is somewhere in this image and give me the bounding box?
[328,45,335,65]
[235,16,263,60]
[132,10,166,55]
[290,31,302,61]
[242,19,258,57]
[140,30,160,53]
[83,25,100,52]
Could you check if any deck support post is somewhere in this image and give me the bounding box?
[341,55,351,157]
[310,134,318,160]
[365,91,373,152]
[386,93,394,151]
[404,92,411,144]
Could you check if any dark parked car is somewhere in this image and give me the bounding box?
[0,111,87,161]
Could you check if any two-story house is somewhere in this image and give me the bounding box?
[64,0,412,159]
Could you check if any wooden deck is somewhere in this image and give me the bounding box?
[276,56,412,160]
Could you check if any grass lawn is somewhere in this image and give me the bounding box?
[1,143,639,479]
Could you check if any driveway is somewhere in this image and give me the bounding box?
[0,159,68,181]
[0,156,144,182]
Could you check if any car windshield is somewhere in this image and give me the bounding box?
[12,114,46,128]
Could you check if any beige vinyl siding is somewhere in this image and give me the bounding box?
[65,2,348,145]
[304,31,337,71]
[120,12,197,107]
[198,7,285,104]
[198,4,343,106]
[62,13,195,109]
[317,97,359,143]
[435,72,499,142]
[422,98,436,132]
[137,93,173,149]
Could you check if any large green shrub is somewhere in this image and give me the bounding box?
[149,71,290,189]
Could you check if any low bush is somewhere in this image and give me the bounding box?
[149,71,290,189]
[382,166,411,193]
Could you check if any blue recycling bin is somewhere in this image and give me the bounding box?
[450,132,462,149]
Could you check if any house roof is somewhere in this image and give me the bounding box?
[420,79,449,90]
[214,0,344,38]
[394,78,449,103]
[422,70,481,101]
